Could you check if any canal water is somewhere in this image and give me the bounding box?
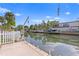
[25,33,79,56]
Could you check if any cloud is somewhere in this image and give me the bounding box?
[0,7,22,17]
[46,16,52,19]
[54,17,60,20]
[0,7,11,13]
[15,13,22,16]
[65,12,70,15]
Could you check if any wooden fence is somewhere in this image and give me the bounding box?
[0,31,22,45]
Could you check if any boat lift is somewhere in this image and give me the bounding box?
[21,16,29,40]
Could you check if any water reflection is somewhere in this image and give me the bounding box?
[25,33,79,56]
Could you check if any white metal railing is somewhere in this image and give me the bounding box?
[0,31,21,45]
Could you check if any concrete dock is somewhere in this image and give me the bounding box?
[0,41,48,56]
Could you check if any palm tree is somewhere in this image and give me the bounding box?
[4,12,16,31]
[47,20,59,28]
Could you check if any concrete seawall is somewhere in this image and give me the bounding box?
[24,41,48,56]
[30,31,79,35]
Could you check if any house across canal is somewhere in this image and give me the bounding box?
[49,20,79,32]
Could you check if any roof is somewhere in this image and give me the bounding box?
[59,20,79,24]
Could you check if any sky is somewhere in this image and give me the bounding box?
[0,3,79,26]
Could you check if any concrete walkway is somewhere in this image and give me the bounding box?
[0,41,48,56]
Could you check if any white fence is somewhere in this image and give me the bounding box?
[0,31,22,45]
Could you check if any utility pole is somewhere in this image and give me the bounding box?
[57,3,60,16]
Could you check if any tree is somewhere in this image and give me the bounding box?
[4,12,16,31]
[0,16,5,30]
[24,25,29,31]
[29,25,35,30]
[41,20,47,30]
[29,20,59,31]
[47,20,59,28]
[16,25,23,31]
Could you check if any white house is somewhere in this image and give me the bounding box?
[51,21,79,32]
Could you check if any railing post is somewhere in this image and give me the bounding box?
[0,31,1,46]
[3,31,4,44]
[8,32,10,43]
[9,31,11,43]
[6,32,8,43]
[12,31,16,43]
[5,31,6,44]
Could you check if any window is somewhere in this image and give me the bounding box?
[63,23,69,27]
